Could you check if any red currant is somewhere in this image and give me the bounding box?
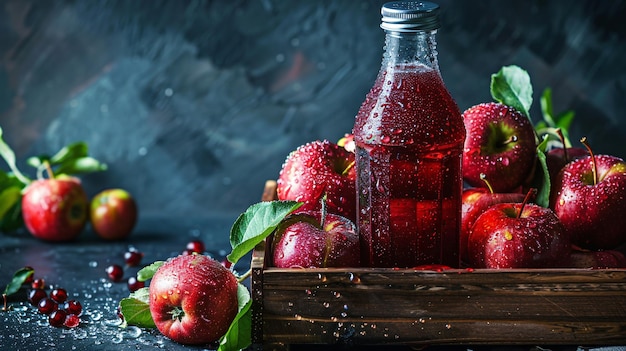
[127,276,145,292]
[105,264,124,282]
[28,289,48,306]
[63,300,83,316]
[23,266,35,285]
[31,278,45,290]
[185,240,205,254]
[50,288,68,303]
[221,259,233,269]
[38,297,58,315]
[48,309,67,327]
[124,250,143,267]
[64,314,81,328]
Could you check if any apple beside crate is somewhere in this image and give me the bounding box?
[251,181,626,348]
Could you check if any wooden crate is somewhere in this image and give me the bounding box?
[252,181,626,348]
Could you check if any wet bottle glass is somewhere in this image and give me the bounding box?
[353,1,465,268]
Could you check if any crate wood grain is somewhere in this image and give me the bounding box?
[252,180,626,347]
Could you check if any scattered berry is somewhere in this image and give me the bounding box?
[186,240,205,254]
[124,250,143,267]
[127,276,144,292]
[221,259,233,269]
[31,278,46,290]
[28,289,47,306]
[106,264,124,282]
[64,313,81,328]
[37,297,58,315]
[50,288,68,303]
[48,309,68,327]
[23,266,35,285]
[63,300,83,316]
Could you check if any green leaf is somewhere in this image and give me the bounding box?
[3,266,34,296]
[137,261,164,282]
[490,65,533,119]
[0,127,30,185]
[26,155,49,169]
[227,201,302,265]
[218,284,252,351]
[50,142,89,165]
[0,187,21,220]
[540,88,556,128]
[54,157,107,175]
[119,287,156,329]
[534,136,551,208]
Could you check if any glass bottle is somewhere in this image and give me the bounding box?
[353,1,465,268]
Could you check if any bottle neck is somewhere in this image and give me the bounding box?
[381,30,440,72]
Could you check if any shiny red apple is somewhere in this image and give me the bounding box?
[462,102,537,193]
[461,187,524,264]
[21,177,88,241]
[272,211,360,268]
[149,254,239,345]
[468,200,570,268]
[550,151,626,250]
[90,188,138,240]
[277,140,356,222]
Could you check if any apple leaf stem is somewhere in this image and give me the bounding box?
[237,269,252,284]
[518,188,537,219]
[479,173,495,194]
[580,137,598,185]
[2,294,7,312]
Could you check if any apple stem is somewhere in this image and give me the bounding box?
[43,160,55,180]
[237,269,252,283]
[517,188,536,219]
[555,129,569,163]
[500,135,518,146]
[342,160,355,176]
[580,137,598,185]
[479,173,494,194]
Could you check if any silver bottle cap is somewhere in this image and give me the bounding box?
[381,1,440,32]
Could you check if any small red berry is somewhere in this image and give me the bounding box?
[221,259,233,269]
[105,264,124,282]
[64,314,81,328]
[38,298,58,315]
[124,250,143,267]
[50,288,68,303]
[31,278,45,290]
[185,240,205,254]
[63,300,83,316]
[28,289,47,306]
[23,267,35,285]
[127,276,144,292]
[48,309,67,327]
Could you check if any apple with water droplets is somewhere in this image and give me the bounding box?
[272,211,360,268]
[149,254,239,345]
[462,102,537,193]
[550,140,626,250]
[468,191,570,268]
[21,177,88,241]
[461,187,524,264]
[277,140,356,222]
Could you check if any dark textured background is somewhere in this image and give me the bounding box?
[1,0,625,220]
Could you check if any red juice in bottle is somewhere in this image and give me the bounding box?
[353,2,465,268]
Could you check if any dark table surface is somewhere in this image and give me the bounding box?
[1,215,624,351]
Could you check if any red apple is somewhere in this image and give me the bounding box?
[462,102,537,193]
[149,254,239,345]
[277,140,356,222]
[461,187,525,264]
[90,188,138,240]
[21,177,88,241]
[468,201,570,268]
[551,152,626,250]
[272,211,360,268]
